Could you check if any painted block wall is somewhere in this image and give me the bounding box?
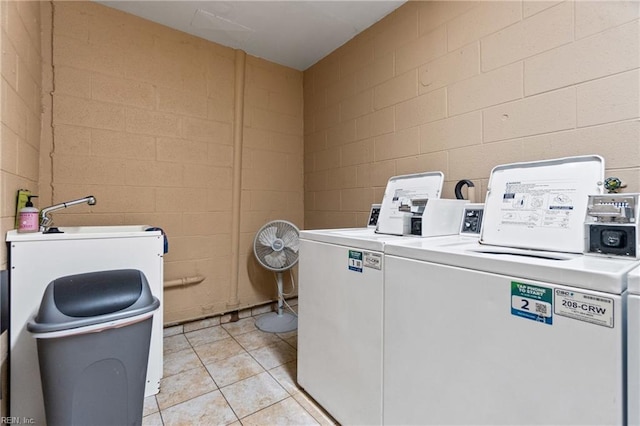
[0,0,42,416]
[303,0,640,229]
[41,2,303,324]
[1,0,42,269]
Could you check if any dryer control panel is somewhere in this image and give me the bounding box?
[585,194,639,258]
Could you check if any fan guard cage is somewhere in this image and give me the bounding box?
[253,220,300,272]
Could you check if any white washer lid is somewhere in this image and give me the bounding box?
[300,228,408,252]
[376,171,444,235]
[480,155,604,253]
[628,263,640,295]
[385,238,634,294]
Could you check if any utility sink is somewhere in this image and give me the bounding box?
[6,225,157,242]
[57,225,150,234]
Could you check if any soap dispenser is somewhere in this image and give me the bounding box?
[18,195,39,233]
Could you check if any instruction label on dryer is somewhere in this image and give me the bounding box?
[501,180,577,229]
[554,289,614,328]
[511,282,553,325]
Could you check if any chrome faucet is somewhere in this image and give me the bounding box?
[39,195,97,232]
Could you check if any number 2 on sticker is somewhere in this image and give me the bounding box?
[521,299,530,310]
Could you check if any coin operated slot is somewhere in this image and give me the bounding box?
[410,199,467,237]
[585,194,639,258]
[460,206,484,235]
[367,204,381,228]
[410,216,422,236]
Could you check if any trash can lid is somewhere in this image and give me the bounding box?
[27,269,159,334]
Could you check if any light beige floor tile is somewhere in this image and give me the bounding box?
[163,334,191,355]
[183,316,221,332]
[143,395,159,417]
[221,317,258,336]
[241,397,319,426]
[161,390,238,426]
[142,411,163,426]
[163,347,202,377]
[234,329,283,351]
[293,392,338,426]
[193,337,246,364]
[269,361,301,395]
[205,352,265,388]
[220,371,289,419]
[276,330,297,340]
[156,366,218,410]
[250,340,297,370]
[163,325,184,337]
[284,335,297,349]
[185,325,231,347]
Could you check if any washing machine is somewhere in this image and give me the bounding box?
[298,172,450,425]
[6,226,164,424]
[384,239,635,425]
[629,265,640,425]
[382,155,634,425]
[587,193,640,426]
[298,228,406,424]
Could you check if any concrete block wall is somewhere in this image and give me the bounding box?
[43,2,303,324]
[303,0,640,229]
[0,0,42,415]
[1,0,42,268]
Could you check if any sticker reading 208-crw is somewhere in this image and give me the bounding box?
[554,289,614,328]
[511,281,553,325]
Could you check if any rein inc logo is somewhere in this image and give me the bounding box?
[1,418,35,425]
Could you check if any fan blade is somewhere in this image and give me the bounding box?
[281,229,299,252]
[264,250,287,269]
[258,226,278,247]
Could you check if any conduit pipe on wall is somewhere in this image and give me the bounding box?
[164,276,205,289]
[228,49,246,309]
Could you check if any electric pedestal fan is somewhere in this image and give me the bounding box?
[253,220,300,333]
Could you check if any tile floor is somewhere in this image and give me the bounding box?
[142,312,337,426]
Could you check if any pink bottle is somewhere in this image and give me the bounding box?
[18,195,39,233]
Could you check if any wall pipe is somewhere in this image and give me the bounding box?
[227,49,246,309]
[164,276,205,289]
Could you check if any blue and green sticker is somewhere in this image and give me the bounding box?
[511,281,553,325]
[348,250,363,272]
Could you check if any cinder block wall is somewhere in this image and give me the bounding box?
[0,0,43,416]
[0,0,42,268]
[42,2,303,323]
[303,0,640,229]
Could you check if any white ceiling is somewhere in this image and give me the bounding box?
[95,1,407,70]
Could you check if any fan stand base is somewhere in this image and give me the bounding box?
[255,311,298,333]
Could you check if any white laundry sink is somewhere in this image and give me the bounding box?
[6,225,156,242]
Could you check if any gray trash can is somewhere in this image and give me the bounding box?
[27,269,160,426]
